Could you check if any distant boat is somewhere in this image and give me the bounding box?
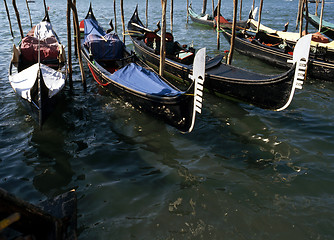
[246,18,334,81]
[187,4,248,29]
[304,12,334,40]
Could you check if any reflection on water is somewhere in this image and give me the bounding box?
[29,126,74,197]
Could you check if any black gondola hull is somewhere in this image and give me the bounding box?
[221,29,334,82]
[130,36,296,110]
[81,47,195,133]
[127,7,300,111]
[189,13,215,27]
[188,5,248,29]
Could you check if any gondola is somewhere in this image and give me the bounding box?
[304,12,334,40]
[249,18,334,48]
[80,4,205,133]
[188,4,248,29]
[8,13,66,128]
[236,19,334,81]
[188,4,215,27]
[127,6,312,111]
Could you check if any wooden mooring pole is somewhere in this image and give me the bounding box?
[227,0,237,65]
[67,0,73,87]
[216,0,221,50]
[212,0,215,21]
[160,0,167,77]
[319,0,325,32]
[4,0,14,38]
[256,0,263,33]
[202,0,207,15]
[170,0,173,33]
[305,0,309,34]
[239,0,242,21]
[69,0,86,90]
[73,0,77,56]
[114,0,117,32]
[296,0,303,30]
[186,0,189,23]
[299,0,304,37]
[315,0,319,16]
[120,0,125,43]
[25,0,32,28]
[146,0,149,27]
[12,0,24,39]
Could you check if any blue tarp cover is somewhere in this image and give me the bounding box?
[111,63,183,96]
[84,19,124,60]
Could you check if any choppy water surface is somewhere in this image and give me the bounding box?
[1,0,334,239]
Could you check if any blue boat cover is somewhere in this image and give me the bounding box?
[111,63,184,96]
[84,19,124,60]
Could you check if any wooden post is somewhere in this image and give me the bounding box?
[212,0,215,19]
[228,0,237,65]
[296,0,302,30]
[4,0,14,38]
[319,0,324,32]
[120,0,125,43]
[216,0,221,50]
[69,0,86,90]
[202,0,207,15]
[114,0,117,32]
[315,0,319,16]
[305,0,309,34]
[186,0,189,23]
[239,0,242,21]
[299,0,304,37]
[12,0,24,39]
[170,0,173,33]
[25,0,32,28]
[73,0,77,56]
[67,0,72,87]
[252,0,255,12]
[256,0,263,33]
[146,0,148,27]
[159,0,167,77]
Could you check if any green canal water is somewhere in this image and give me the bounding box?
[1,0,334,239]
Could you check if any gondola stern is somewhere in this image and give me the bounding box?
[37,67,43,129]
[183,48,206,133]
[276,34,312,111]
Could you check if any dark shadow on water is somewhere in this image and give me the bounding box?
[23,89,75,198]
